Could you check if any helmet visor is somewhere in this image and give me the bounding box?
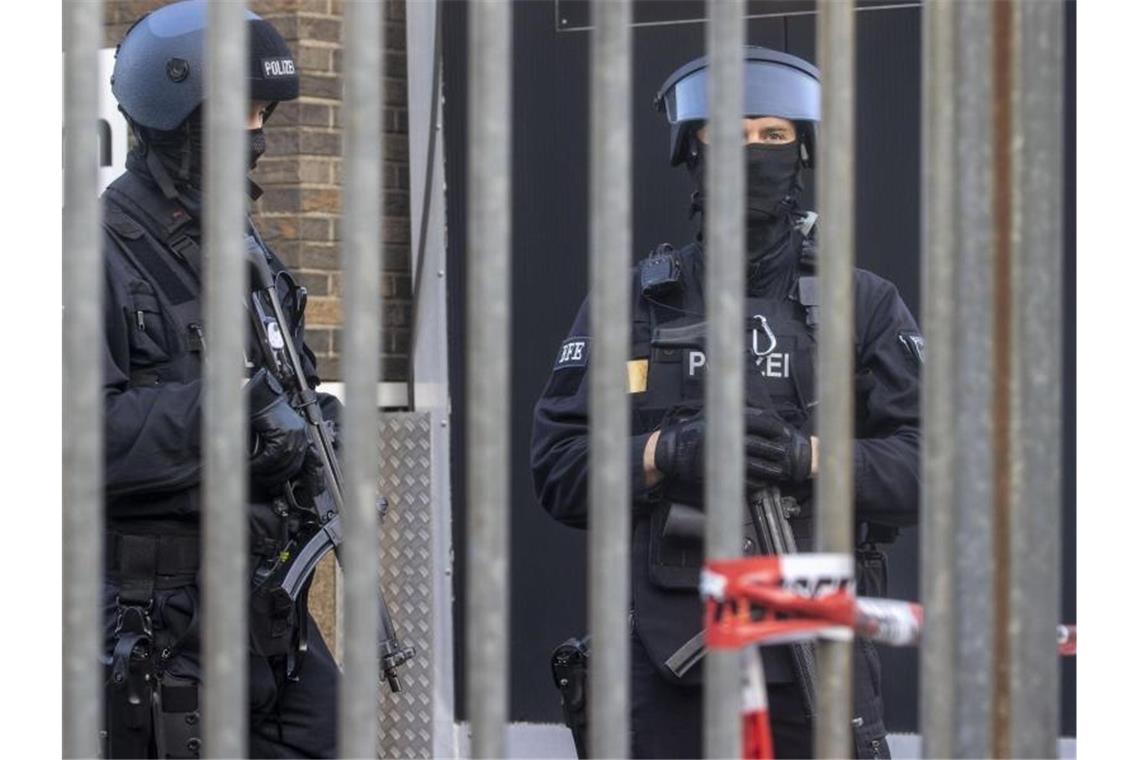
[663,59,821,125]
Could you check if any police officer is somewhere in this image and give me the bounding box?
[531,47,922,759]
[101,2,338,756]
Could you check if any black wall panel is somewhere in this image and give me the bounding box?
[442,0,1077,734]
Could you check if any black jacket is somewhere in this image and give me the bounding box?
[101,168,332,528]
[531,241,922,531]
[529,223,921,738]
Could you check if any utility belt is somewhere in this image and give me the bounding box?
[105,532,200,600]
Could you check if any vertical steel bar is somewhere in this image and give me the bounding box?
[467,1,512,756]
[587,0,632,757]
[62,1,104,756]
[815,2,856,757]
[1008,1,1064,756]
[339,1,384,757]
[918,1,958,756]
[950,3,996,755]
[202,1,249,756]
[702,2,745,759]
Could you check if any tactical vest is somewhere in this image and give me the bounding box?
[102,172,309,390]
[629,216,891,709]
[103,172,207,389]
[101,172,305,654]
[634,214,820,570]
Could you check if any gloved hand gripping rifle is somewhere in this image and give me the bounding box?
[245,233,415,691]
[651,321,817,719]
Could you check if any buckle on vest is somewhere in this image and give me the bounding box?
[168,234,200,266]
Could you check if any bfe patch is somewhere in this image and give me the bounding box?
[554,337,589,369]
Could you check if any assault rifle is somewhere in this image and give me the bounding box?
[245,233,415,691]
[651,321,818,718]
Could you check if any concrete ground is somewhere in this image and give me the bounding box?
[455,723,1077,758]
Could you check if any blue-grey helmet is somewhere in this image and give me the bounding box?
[112,0,299,132]
[653,46,821,168]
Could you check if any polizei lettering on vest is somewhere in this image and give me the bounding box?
[686,349,791,379]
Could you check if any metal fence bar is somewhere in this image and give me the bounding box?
[1008,1,1064,756]
[950,3,996,756]
[467,1,512,756]
[587,0,632,757]
[702,2,746,758]
[918,1,958,755]
[992,2,1016,752]
[202,1,249,756]
[339,1,384,757]
[815,2,856,757]
[62,1,104,756]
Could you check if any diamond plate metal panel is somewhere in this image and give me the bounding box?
[376,412,435,758]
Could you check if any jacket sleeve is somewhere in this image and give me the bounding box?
[103,250,204,498]
[103,234,328,500]
[851,271,923,527]
[530,283,656,529]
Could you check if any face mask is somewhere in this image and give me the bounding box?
[745,142,801,224]
[686,139,802,222]
[248,128,268,171]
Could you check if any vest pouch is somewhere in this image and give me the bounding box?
[855,544,889,597]
[852,637,889,759]
[645,341,688,405]
[249,585,298,658]
[126,287,173,382]
[650,503,775,588]
[648,503,703,589]
[853,717,891,760]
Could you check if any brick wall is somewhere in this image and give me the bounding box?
[104,0,413,384]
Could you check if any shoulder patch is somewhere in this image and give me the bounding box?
[898,331,926,366]
[554,337,590,370]
[105,208,144,240]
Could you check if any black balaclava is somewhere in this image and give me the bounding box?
[126,108,270,210]
[688,135,805,297]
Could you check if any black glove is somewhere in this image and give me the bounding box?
[247,368,309,487]
[743,408,813,485]
[653,410,706,488]
[654,407,813,490]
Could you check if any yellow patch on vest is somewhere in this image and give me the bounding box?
[626,359,649,394]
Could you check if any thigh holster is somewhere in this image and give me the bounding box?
[103,532,202,759]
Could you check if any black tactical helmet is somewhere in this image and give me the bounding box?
[112,0,299,132]
[654,46,821,168]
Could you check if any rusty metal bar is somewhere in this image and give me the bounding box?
[62,0,104,755]
[338,0,384,756]
[202,1,249,755]
[587,0,632,757]
[702,2,746,758]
